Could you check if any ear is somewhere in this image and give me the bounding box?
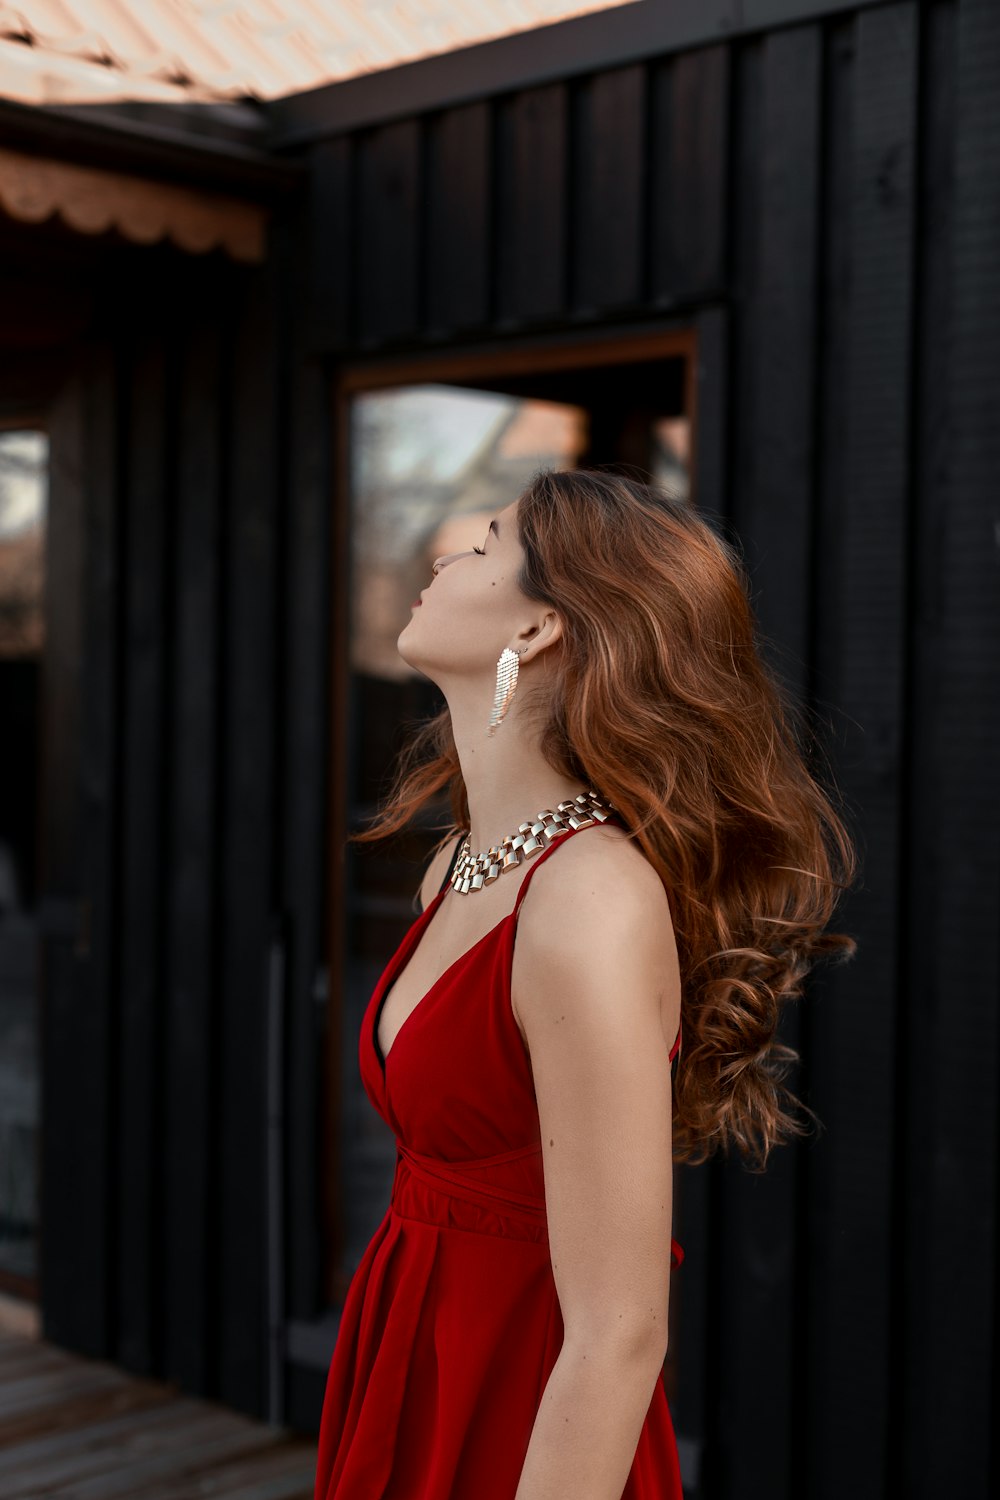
[517,609,563,664]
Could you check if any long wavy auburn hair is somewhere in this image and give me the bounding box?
[351,466,859,1172]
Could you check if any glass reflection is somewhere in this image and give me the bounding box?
[335,386,587,1290]
[0,428,47,1295]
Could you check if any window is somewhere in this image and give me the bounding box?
[0,427,48,1297]
[327,331,694,1304]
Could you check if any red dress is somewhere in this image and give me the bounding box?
[314,817,684,1499]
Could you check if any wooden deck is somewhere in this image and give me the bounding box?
[0,1323,317,1499]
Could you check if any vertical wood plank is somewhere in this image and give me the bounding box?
[805,8,918,1498]
[900,0,999,1491]
[306,137,355,353]
[43,342,120,1357]
[732,25,822,674]
[690,304,730,531]
[357,120,422,347]
[648,45,730,306]
[801,23,858,1496]
[322,381,353,1308]
[571,65,646,313]
[216,261,280,1414]
[116,327,170,1381]
[160,270,226,1396]
[896,7,957,1491]
[271,204,332,1325]
[74,342,121,1360]
[425,102,492,335]
[38,360,114,1358]
[703,38,767,1495]
[494,83,569,325]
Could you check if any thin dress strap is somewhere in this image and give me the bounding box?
[510,817,683,1065]
[511,817,612,916]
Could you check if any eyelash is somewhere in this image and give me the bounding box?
[472,545,486,555]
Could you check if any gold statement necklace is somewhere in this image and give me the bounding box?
[450,790,616,894]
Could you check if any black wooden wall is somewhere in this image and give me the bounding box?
[278,3,999,1492]
[33,0,997,1497]
[38,237,332,1422]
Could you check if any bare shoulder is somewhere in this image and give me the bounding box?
[511,823,680,1046]
[517,822,675,945]
[416,829,464,912]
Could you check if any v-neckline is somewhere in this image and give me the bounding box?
[373,884,514,1071]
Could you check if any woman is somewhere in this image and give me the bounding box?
[314,467,857,1500]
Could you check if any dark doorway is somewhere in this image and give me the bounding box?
[323,329,697,1387]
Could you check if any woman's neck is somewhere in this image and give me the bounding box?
[447,692,590,853]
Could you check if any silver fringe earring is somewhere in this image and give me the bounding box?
[488,647,523,736]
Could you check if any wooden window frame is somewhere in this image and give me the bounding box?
[322,314,701,1304]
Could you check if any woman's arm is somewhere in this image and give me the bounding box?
[511,831,681,1500]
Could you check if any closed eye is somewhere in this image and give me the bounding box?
[473,519,498,555]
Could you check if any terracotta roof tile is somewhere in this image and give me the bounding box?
[0,0,640,104]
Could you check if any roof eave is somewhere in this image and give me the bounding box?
[0,96,304,201]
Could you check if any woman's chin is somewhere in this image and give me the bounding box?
[396,627,420,669]
[396,636,440,686]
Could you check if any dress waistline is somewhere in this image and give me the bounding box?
[391,1140,684,1267]
[393,1139,549,1236]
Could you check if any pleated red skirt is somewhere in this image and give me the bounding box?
[314,820,684,1498]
